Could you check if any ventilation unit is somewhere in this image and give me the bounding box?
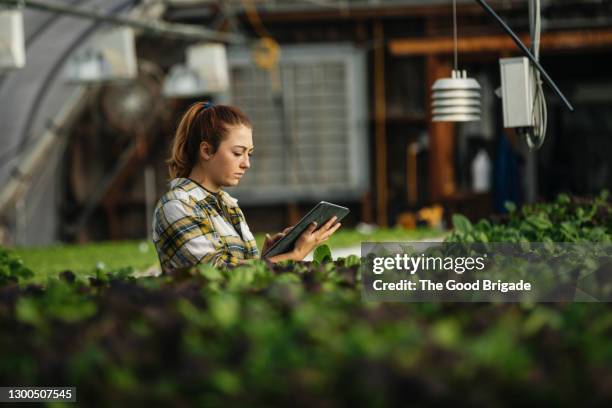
[226,44,368,204]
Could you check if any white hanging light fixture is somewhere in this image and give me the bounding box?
[0,9,26,70]
[431,0,481,122]
[162,64,204,98]
[65,27,138,83]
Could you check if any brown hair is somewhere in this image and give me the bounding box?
[167,101,252,179]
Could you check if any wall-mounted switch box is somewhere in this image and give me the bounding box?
[500,57,535,128]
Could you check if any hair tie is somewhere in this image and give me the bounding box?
[203,101,214,109]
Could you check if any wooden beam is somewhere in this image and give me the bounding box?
[249,3,494,23]
[389,28,612,56]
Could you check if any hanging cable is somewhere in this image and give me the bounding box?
[526,0,548,150]
[475,0,572,113]
[431,1,481,123]
[453,0,458,71]
[241,0,272,39]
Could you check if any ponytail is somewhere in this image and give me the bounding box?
[167,101,252,179]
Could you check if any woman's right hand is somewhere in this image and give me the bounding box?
[291,216,341,261]
[261,226,293,255]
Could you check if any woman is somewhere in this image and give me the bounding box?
[152,101,342,270]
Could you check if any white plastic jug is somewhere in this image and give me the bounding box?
[471,149,491,193]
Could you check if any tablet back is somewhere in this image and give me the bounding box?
[263,201,349,258]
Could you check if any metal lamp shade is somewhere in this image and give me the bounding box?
[431,70,481,122]
[162,65,204,98]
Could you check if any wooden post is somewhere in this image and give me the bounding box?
[101,132,149,240]
[407,142,418,205]
[287,202,301,226]
[373,20,388,227]
[425,55,456,202]
[361,191,373,224]
[104,202,122,240]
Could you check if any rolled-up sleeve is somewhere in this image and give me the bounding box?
[153,199,238,269]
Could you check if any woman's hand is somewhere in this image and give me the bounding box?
[291,216,341,261]
[261,226,293,255]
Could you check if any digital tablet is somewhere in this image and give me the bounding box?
[262,201,350,258]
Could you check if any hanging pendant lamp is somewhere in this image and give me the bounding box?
[431,0,481,122]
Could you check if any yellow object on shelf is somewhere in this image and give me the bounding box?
[418,205,444,228]
[396,204,444,231]
[397,212,417,230]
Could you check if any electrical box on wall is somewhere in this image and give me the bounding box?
[0,10,26,70]
[500,57,535,128]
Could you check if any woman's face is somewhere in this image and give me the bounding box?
[205,125,253,188]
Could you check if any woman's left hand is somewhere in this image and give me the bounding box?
[261,226,293,254]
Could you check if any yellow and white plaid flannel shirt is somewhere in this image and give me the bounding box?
[152,178,259,270]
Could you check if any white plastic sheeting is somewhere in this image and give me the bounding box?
[0,0,137,246]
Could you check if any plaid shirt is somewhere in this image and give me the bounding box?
[152,178,259,270]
